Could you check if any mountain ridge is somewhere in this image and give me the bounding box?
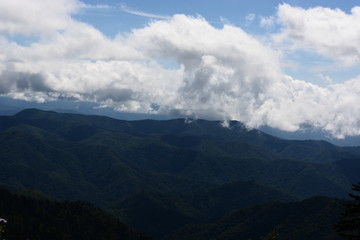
[1,108,359,238]
[1,108,358,199]
[10,108,360,163]
[163,196,345,240]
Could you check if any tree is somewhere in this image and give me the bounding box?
[335,182,360,239]
[0,218,6,240]
[259,229,279,240]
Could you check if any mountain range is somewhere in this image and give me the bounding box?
[0,108,359,238]
[1,96,360,146]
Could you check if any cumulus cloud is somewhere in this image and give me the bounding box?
[0,70,51,94]
[0,0,80,36]
[1,25,142,61]
[276,4,360,66]
[1,0,360,138]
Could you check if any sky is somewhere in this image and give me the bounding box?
[0,0,360,138]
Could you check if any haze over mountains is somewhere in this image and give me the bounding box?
[1,97,360,146]
[0,108,359,239]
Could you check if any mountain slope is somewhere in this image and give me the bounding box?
[110,181,298,237]
[13,108,360,163]
[164,196,345,240]
[0,109,357,200]
[0,109,358,238]
[0,187,152,240]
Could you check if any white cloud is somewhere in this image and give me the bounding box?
[317,74,334,85]
[1,1,360,138]
[276,4,360,66]
[79,3,111,9]
[120,3,170,19]
[260,16,275,29]
[1,23,142,62]
[220,16,231,25]
[245,13,256,26]
[0,0,80,36]
[128,15,284,120]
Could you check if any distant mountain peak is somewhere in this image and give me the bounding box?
[15,108,53,118]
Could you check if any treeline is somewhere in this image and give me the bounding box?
[0,188,152,240]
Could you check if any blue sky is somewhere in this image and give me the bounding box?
[77,0,360,34]
[1,0,360,138]
[75,0,360,84]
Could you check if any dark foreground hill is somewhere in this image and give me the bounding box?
[110,181,298,237]
[0,109,359,238]
[164,196,345,240]
[0,187,152,240]
[1,109,359,200]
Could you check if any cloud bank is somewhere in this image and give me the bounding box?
[0,0,360,138]
[276,4,360,66]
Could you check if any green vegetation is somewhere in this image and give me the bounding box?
[0,218,6,240]
[164,196,345,240]
[111,181,298,237]
[335,182,360,239]
[0,188,152,240]
[259,229,279,240]
[1,109,357,201]
[0,109,359,239]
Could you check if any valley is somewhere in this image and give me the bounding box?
[0,109,359,239]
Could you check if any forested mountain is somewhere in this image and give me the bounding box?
[0,187,152,240]
[164,196,345,240]
[110,181,298,237]
[0,109,359,238]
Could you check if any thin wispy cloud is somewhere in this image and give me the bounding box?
[120,3,169,19]
[260,16,275,29]
[80,4,111,9]
[245,13,256,26]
